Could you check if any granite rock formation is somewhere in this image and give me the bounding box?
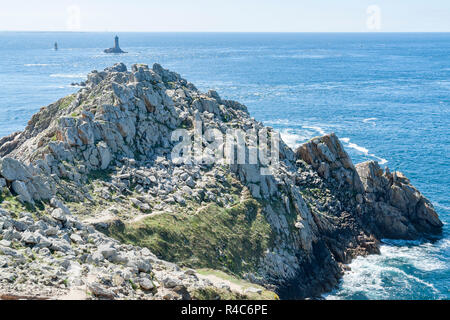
[0,63,442,300]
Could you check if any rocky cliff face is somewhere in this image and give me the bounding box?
[0,63,442,300]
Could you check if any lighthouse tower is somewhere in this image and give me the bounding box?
[104,35,126,54]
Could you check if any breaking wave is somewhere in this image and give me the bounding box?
[277,127,388,166]
[50,73,86,79]
[345,139,388,165]
[363,117,378,123]
[25,63,58,67]
[325,238,448,300]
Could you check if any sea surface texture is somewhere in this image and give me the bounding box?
[0,32,448,299]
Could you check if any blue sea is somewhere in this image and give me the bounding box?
[0,32,448,300]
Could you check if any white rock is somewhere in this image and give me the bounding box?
[51,208,67,222]
[139,278,155,291]
[70,234,84,244]
[21,231,38,244]
[50,198,71,215]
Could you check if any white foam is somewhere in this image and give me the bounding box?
[302,125,327,136]
[325,241,444,300]
[279,130,300,148]
[263,119,295,126]
[370,154,388,165]
[344,138,388,165]
[348,142,369,154]
[24,63,57,67]
[275,126,389,166]
[50,73,85,79]
[363,117,378,123]
[433,202,450,212]
[279,129,311,149]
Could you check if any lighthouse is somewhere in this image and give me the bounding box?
[114,36,120,49]
[104,35,126,54]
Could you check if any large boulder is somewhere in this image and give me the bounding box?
[296,133,364,193]
[11,180,33,204]
[356,161,442,238]
[0,158,32,182]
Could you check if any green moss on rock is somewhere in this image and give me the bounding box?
[107,198,273,277]
[58,94,76,110]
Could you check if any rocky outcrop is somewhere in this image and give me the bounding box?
[296,133,364,194]
[0,157,53,204]
[0,199,257,300]
[296,134,442,240]
[356,161,442,239]
[0,63,442,300]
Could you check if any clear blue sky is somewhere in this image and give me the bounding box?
[0,0,449,32]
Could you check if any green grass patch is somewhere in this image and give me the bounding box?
[0,192,36,215]
[86,169,114,183]
[107,198,273,277]
[195,268,279,300]
[190,286,278,300]
[58,94,76,110]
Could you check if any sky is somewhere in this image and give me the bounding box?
[0,0,449,32]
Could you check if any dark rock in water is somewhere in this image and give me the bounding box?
[104,35,126,54]
[70,81,86,87]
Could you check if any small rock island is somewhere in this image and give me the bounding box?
[104,35,126,54]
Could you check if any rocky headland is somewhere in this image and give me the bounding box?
[0,63,442,300]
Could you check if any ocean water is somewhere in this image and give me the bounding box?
[0,32,448,300]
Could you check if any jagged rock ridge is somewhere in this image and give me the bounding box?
[0,63,442,299]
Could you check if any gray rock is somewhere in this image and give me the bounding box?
[45,227,59,236]
[12,220,28,232]
[11,180,33,204]
[50,198,71,215]
[51,208,67,222]
[50,239,72,253]
[98,244,118,260]
[21,231,38,245]
[97,142,112,170]
[0,157,32,181]
[356,160,443,238]
[127,258,151,273]
[2,229,22,241]
[88,283,115,298]
[0,256,9,267]
[91,251,105,263]
[0,239,11,247]
[139,278,154,291]
[162,277,180,288]
[70,233,84,244]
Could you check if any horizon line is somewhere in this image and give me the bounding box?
[1,30,450,34]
